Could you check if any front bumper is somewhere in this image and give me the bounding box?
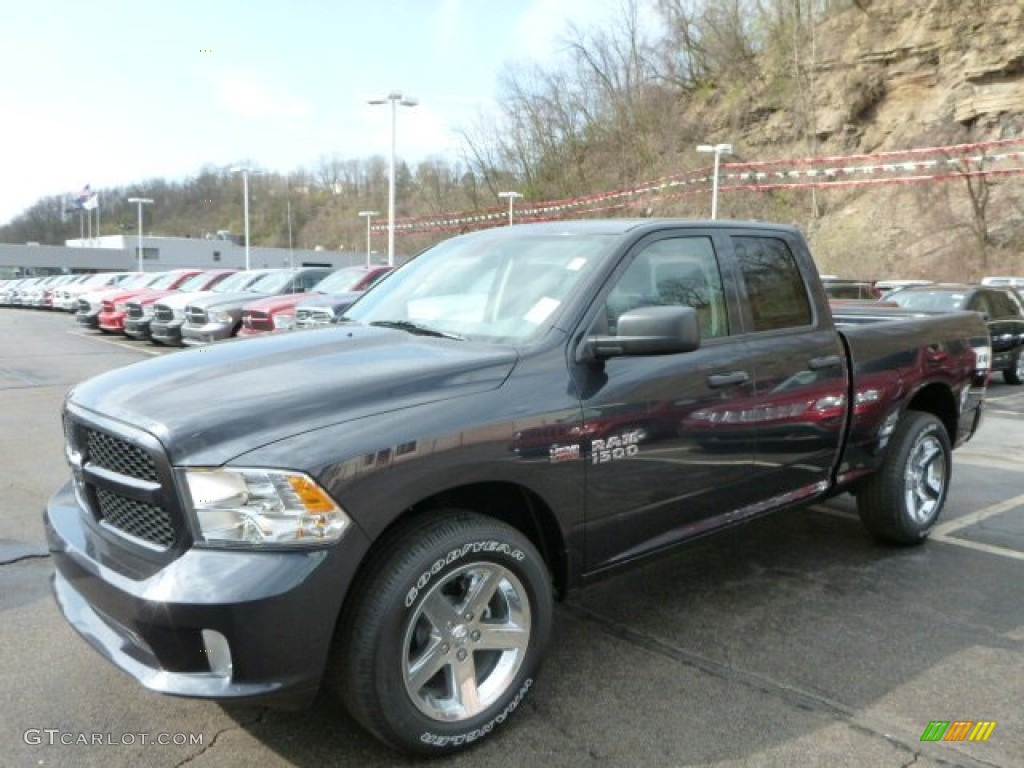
[182,322,234,346]
[124,318,153,339]
[45,481,369,707]
[76,312,100,329]
[149,320,184,345]
[98,312,127,333]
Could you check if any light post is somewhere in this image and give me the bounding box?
[230,166,259,270]
[358,210,379,267]
[696,143,733,219]
[127,197,153,272]
[498,191,523,226]
[367,90,417,266]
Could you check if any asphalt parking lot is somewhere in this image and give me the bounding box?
[2,309,1022,768]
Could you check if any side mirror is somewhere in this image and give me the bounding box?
[581,305,701,360]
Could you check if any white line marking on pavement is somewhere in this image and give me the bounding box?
[815,493,1024,561]
[67,330,162,356]
[932,493,1024,536]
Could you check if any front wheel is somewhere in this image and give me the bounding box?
[856,411,952,545]
[1004,350,1024,385]
[333,510,553,755]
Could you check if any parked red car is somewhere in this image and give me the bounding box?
[124,269,238,340]
[238,265,391,336]
[97,270,202,334]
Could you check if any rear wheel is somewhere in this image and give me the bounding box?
[856,411,951,545]
[1004,351,1024,385]
[333,510,552,755]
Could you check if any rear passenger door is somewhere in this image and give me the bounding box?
[729,231,849,505]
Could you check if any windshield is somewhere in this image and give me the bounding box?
[121,273,165,289]
[212,270,267,293]
[178,272,216,291]
[148,271,190,290]
[344,229,611,344]
[888,290,966,311]
[248,270,304,293]
[315,267,375,293]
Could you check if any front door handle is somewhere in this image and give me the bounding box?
[707,371,750,388]
[808,355,842,370]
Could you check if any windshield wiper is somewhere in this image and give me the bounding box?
[369,320,464,340]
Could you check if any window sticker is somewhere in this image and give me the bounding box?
[525,297,561,324]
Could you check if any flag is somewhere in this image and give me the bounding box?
[82,190,99,210]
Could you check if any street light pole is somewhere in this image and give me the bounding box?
[696,143,734,219]
[358,210,379,268]
[367,91,417,266]
[127,197,153,272]
[497,191,523,226]
[230,167,258,270]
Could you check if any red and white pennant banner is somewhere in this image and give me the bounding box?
[378,138,1024,235]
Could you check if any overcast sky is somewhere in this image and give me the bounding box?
[0,0,638,227]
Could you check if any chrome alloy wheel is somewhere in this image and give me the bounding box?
[904,432,946,524]
[402,562,531,722]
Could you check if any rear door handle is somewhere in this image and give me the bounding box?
[707,371,750,388]
[808,355,842,370]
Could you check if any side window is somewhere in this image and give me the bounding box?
[732,236,812,332]
[987,290,1015,317]
[602,236,729,339]
[1005,289,1024,316]
[969,292,995,317]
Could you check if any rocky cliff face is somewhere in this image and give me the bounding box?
[723,0,1024,280]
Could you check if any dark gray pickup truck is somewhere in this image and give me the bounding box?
[45,220,990,755]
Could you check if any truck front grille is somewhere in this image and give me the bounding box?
[127,303,144,319]
[186,306,207,325]
[96,488,176,548]
[85,428,159,482]
[65,412,183,552]
[295,308,334,328]
[154,305,174,322]
[243,311,273,331]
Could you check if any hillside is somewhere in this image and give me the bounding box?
[3,0,1023,281]
[709,0,1024,279]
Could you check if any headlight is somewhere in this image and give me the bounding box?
[115,302,129,312]
[273,313,295,330]
[212,310,234,323]
[184,468,351,546]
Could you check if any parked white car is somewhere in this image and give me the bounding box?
[981,276,1024,289]
[56,271,139,312]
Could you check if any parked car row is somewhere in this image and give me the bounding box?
[2,265,395,346]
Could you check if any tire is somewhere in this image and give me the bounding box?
[856,411,951,545]
[1004,350,1024,385]
[333,510,553,755]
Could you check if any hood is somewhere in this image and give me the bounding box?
[185,291,269,311]
[68,325,518,466]
[154,290,215,310]
[243,291,314,313]
[297,291,362,312]
[82,285,137,303]
[103,287,156,304]
[127,289,175,306]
